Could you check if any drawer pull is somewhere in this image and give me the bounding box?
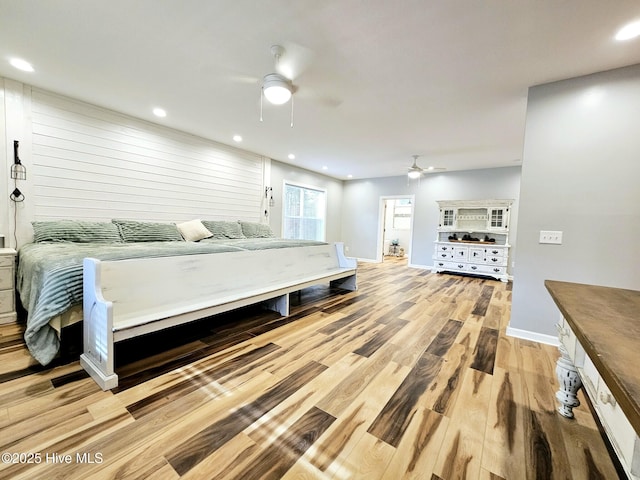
[438,262,444,267]
[471,266,477,270]
[599,391,617,407]
[491,257,499,262]
[493,268,500,273]
[457,264,464,269]
[491,250,499,254]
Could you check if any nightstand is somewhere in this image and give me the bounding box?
[0,248,17,324]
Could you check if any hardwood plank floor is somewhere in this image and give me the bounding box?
[0,257,624,479]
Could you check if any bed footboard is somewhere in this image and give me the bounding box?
[81,243,356,389]
[80,257,118,390]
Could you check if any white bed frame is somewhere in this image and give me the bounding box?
[80,243,357,390]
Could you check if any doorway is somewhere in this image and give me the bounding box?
[378,195,415,263]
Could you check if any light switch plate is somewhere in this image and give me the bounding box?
[539,230,563,244]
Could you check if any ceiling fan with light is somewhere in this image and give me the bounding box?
[252,43,341,126]
[262,45,295,105]
[259,44,302,126]
[407,154,446,179]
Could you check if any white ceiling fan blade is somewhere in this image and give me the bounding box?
[228,73,260,85]
[295,86,342,107]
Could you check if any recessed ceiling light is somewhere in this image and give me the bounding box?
[322,166,328,170]
[615,20,640,41]
[288,153,295,160]
[233,135,242,142]
[153,107,167,118]
[347,174,353,179]
[10,58,34,72]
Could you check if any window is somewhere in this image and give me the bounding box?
[490,208,504,228]
[442,209,454,227]
[283,182,326,241]
[392,199,412,229]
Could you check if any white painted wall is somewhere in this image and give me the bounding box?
[509,64,640,342]
[1,80,268,247]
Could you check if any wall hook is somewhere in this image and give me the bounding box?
[10,187,25,202]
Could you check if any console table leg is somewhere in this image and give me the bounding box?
[556,345,582,418]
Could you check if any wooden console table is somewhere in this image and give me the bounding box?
[546,280,640,480]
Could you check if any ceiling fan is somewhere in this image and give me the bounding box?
[258,44,304,126]
[237,43,341,126]
[407,155,446,179]
[262,45,296,105]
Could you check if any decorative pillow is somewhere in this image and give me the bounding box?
[201,220,246,239]
[112,219,184,242]
[239,221,276,238]
[176,219,213,242]
[32,220,122,243]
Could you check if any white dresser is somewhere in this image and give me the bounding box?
[0,248,17,324]
[432,199,512,282]
[547,280,640,480]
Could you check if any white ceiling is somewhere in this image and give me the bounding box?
[1,1,639,180]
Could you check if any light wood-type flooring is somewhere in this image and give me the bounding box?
[0,257,624,479]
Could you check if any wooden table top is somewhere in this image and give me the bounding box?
[545,280,640,436]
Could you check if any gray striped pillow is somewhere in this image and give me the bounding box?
[112,219,184,242]
[201,220,246,239]
[32,220,123,243]
[239,221,275,238]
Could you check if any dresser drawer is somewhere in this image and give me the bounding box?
[0,289,14,314]
[434,261,467,271]
[0,267,14,290]
[596,380,639,468]
[0,255,14,267]
[474,264,506,275]
[452,246,468,261]
[485,247,505,257]
[485,255,507,266]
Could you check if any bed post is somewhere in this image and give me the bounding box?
[79,258,118,390]
[332,242,357,291]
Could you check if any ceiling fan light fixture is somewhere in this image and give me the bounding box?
[407,169,422,179]
[263,73,292,104]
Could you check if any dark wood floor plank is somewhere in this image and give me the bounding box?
[425,319,463,357]
[223,406,336,480]
[470,327,499,375]
[126,342,281,418]
[367,352,443,447]
[166,360,327,475]
[353,319,409,358]
[471,284,495,316]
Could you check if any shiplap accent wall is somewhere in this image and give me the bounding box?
[30,88,266,224]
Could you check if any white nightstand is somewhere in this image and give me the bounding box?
[0,248,17,324]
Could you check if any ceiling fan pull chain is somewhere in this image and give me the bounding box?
[260,87,264,122]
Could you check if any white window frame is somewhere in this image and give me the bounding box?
[281,181,327,241]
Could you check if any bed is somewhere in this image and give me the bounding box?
[16,219,357,370]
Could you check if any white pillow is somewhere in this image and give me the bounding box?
[177,219,213,242]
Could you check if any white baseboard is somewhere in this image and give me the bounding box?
[506,326,559,347]
[408,262,431,270]
[356,257,379,263]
